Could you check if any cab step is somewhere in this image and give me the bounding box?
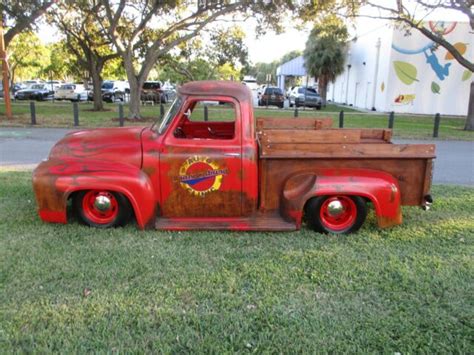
[155,215,297,231]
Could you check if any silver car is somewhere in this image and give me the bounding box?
[288,87,322,109]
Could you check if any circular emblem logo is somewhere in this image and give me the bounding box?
[179,156,228,197]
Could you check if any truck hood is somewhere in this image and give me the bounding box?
[48,126,145,168]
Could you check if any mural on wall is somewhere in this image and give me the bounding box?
[387,21,472,115]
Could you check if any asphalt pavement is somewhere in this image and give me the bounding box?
[1,127,473,186]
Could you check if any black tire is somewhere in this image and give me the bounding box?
[305,195,367,234]
[316,105,322,110]
[289,102,293,107]
[74,190,132,228]
[278,103,284,109]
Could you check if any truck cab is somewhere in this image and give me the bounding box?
[33,81,435,234]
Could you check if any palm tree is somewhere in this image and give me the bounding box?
[303,16,348,107]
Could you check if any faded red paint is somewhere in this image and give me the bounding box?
[32,80,434,232]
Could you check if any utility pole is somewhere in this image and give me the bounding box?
[0,11,12,119]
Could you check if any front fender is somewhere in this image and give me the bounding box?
[33,159,156,229]
[281,169,402,228]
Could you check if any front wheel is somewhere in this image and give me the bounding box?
[305,195,367,234]
[74,190,132,228]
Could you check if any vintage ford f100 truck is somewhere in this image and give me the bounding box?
[33,81,435,234]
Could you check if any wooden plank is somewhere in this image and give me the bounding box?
[260,143,436,159]
[256,117,333,130]
[260,158,434,209]
[259,129,362,144]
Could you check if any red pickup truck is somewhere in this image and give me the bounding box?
[33,81,435,234]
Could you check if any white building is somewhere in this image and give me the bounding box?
[277,19,473,116]
[329,20,473,116]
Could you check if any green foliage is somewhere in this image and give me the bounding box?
[280,49,303,65]
[303,15,348,84]
[156,26,248,83]
[40,40,82,81]
[7,31,48,82]
[0,172,473,352]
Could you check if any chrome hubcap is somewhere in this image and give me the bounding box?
[94,195,112,212]
[327,200,344,217]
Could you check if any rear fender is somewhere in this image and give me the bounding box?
[281,169,402,228]
[33,159,156,229]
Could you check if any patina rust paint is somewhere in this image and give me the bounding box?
[32,80,435,232]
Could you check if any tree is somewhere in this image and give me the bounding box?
[1,0,56,47]
[156,26,248,83]
[357,1,473,130]
[7,31,48,83]
[50,2,120,111]
[280,50,302,65]
[92,0,301,119]
[41,40,82,81]
[303,15,348,106]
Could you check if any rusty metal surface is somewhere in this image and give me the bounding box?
[31,80,435,231]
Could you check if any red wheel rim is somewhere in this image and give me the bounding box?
[82,190,118,225]
[320,196,357,232]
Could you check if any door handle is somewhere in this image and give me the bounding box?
[224,153,240,157]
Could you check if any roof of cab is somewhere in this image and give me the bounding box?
[178,80,252,103]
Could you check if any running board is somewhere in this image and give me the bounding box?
[155,215,297,231]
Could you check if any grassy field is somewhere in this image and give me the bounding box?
[0,171,473,352]
[0,100,472,140]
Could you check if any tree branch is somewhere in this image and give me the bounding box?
[3,0,57,47]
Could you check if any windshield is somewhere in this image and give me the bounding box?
[143,82,161,90]
[102,82,113,89]
[154,96,183,134]
[31,84,44,89]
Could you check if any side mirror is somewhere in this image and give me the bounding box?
[184,109,191,118]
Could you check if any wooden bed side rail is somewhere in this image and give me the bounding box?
[256,117,333,130]
[259,143,436,159]
[258,129,362,144]
[258,129,392,145]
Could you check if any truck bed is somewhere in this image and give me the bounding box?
[256,121,435,208]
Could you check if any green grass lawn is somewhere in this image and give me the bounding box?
[0,101,472,140]
[1,171,473,352]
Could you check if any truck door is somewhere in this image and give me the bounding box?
[159,97,242,217]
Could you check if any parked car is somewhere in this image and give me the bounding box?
[141,81,170,103]
[101,81,130,102]
[161,81,177,101]
[0,83,23,98]
[285,86,295,99]
[14,84,54,101]
[288,87,322,109]
[55,83,88,101]
[45,80,63,93]
[258,86,285,108]
[257,84,267,99]
[242,76,259,91]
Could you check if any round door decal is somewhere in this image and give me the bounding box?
[179,156,228,197]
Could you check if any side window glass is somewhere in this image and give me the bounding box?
[189,101,235,122]
[174,100,236,140]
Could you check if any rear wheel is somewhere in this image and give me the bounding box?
[305,195,367,234]
[74,190,132,228]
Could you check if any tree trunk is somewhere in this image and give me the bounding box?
[91,68,103,111]
[128,76,141,120]
[464,81,474,131]
[124,50,154,119]
[319,76,328,107]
